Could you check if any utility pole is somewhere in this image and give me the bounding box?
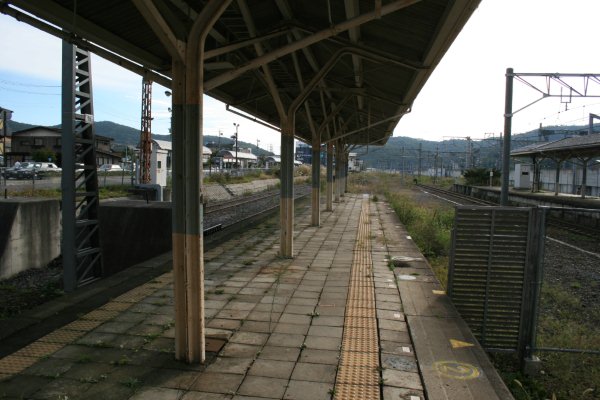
[401,146,405,181]
[418,142,422,178]
[434,146,439,183]
[232,123,239,169]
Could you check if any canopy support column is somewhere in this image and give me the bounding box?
[335,142,341,203]
[280,118,295,258]
[326,142,333,211]
[554,160,561,196]
[162,0,231,364]
[311,137,321,226]
[581,158,589,199]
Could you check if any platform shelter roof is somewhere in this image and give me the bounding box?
[511,134,600,160]
[3,0,480,146]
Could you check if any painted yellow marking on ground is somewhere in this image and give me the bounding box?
[334,199,380,400]
[450,339,475,349]
[434,361,481,380]
[432,290,446,295]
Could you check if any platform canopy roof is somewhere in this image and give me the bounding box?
[3,0,480,146]
[511,134,600,160]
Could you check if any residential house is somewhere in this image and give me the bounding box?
[8,126,121,166]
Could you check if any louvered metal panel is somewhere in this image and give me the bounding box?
[448,206,545,358]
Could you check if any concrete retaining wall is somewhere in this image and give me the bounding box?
[98,200,172,276]
[0,199,61,279]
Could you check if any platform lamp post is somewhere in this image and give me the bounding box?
[232,123,239,170]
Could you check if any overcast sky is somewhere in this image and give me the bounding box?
[1,0,600,153]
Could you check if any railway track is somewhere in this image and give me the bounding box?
[416,183,600,255]
[415,184,495,206]
[204,184,311,231]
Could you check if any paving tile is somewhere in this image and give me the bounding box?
[382,386,425,400]
[80,381,134,400]
[30,378,92,399]
[220,343,261,358]
[266,333,305,348]
[0,374,50,398]
[237,376,288,398]
[207,319,243,330]
[381,354,419,373]
[229,331,269,346]
[191,372,244,394]
[304,335,342,351]
[283,380,333,400]
[298,349,339,365]
[22,357,73,378]
[204,357,253,374]
[380,329,411,343]
[237,321,272,333]
[215,309,252,320]
[307,325,343,338]
[291,362,337,383]
[277,313,311,325]
[142,368,199,390]
[129,387,184,400]
[273,322,310,335]
[182,392,234,400]
[247,359,295,379]
[382,369,423,391]
[379,319,408,331]
[311,316,344,327]
[258,345,301,362]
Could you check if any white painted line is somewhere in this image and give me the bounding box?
[402,346,411,353]
[547,236,600,259]
[393,313,402,319]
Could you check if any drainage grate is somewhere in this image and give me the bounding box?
[334,199,381,400]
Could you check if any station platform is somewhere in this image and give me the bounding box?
[0,194,513,400]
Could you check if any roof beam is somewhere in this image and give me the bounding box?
[131,0,185,61]
[205,28,292,59]
[345,0,365,111]
[237,0,286,119]
[205,0,422,91]
[291,22,426,71]
[9,0,168,71]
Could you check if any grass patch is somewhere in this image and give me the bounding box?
[385,191,453,260]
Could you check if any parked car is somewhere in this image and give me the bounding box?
[98,164,123,172]
[36,162,62,173]
[2,162,42,180]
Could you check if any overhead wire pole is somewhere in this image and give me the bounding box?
[140,78,152,183]
[501,68,514,206]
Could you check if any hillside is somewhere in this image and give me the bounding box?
[7,120,274,157]
[7,120,595,168]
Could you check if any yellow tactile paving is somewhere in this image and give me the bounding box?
[334,383,380,400]
[0,355,37,374]
[339,351,379,367]
[100,301,133,311]
[335,198,381,400]
[62,319,103,331]
[80,309,120,321]
[12,342,63,358]
[38,329,86,344]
